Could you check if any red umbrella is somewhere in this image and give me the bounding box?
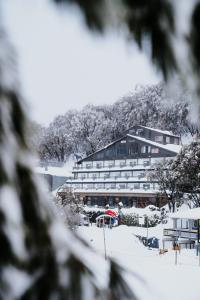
[105,210,118,217]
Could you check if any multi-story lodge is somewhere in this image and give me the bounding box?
[65,125,181,208]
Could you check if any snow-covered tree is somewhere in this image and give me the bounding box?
[38,82,193,162]
[149,160,181,212]
[171,142,200,207]
[39,112,76,162]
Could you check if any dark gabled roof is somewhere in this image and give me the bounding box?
[77,135,127,163]
[77,133,181,163]
[127,134,181,153]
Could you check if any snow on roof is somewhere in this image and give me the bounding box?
[139,125,180,137]
[78,133,181,163]
[127,134,181,153]
[170,207,200,220]
[36,166,73,177]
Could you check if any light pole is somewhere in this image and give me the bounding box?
[102,216,107,260]
[146,216,149,241]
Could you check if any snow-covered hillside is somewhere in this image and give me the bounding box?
[78,225,200,300]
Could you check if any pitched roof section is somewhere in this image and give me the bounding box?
[77,133,181,163]
[77,135,126,163]
[138,125,180,138]
[127,134,181,153]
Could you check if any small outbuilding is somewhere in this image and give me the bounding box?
[163,207,200,249]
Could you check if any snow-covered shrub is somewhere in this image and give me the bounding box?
[54,185,84,228]
[122,213,139,226]
[144,214,160,227]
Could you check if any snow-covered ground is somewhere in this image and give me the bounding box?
[78,224,200,300]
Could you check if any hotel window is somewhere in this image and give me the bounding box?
[134,183,140,189]
[86,163,92,169]
[166,136,170,143]
[96,183,104,189]
[96,152,104,159]
[74,184,81,188]
[143,184,150,190]
[96,162,102,168]
[127,183,134,188]
[129,143,138,154]
[90,172,98,178]
[132,171,140,177]
[141,146,145,153]
[119,183,126,189]
[105,183,111,189]
[105,148,114,157]
[141,145,149,153]
[87,183,93,189]
[112,171,121,178]
[103,173,110,178]
[117,143,127,155]
[155,135,163,142]
[151,147,159,154]
[174,138,179,145]
[123,171,132,177]
[143,160,150,166]
[80,173,87,179]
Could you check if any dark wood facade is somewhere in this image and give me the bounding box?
[78,134,178,163]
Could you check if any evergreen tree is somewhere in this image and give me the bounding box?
[0,27,137,300]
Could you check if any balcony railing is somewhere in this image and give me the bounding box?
[71,185,157,192]
[163,228,198,240]
[73,176,148,182]
[73,162,152,170]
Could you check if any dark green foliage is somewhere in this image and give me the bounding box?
[51,0,176,81]
[8,90,27,148]
[124,0,176,79]
[191,3,200,78]
[52,0,200,97]
[109,260,137,300]
[54,0,105,32]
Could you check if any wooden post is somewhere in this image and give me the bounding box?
[175,249,178,265]
[103,217,107,260]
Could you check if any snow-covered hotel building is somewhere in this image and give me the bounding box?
[66,125,181,207]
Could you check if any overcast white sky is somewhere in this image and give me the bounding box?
[2,0,160,125]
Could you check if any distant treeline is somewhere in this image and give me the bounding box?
[31,82,199,162]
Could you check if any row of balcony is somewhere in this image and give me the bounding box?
[72,187,151,191]
[67,182,159,191]
[73,174,148,181]
[73,161,152,170]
